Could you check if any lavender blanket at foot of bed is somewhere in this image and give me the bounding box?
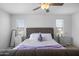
[16,45,64,50]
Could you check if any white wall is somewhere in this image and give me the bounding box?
[0,10,10,49]
[72,13,79,47]
[11,14,72,37]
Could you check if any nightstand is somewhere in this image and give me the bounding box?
[59,36,73,47]
[14,35,22,47]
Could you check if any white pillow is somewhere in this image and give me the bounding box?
[29,33,53,41]
[29,33,40,40]
[41,33,53,40]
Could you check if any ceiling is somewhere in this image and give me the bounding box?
[0,3,79,15]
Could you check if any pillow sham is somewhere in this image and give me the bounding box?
[29,33,40,40]
[29,33,53,41]
[41,33,53,40]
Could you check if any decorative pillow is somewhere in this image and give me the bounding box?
[38,33,43,42]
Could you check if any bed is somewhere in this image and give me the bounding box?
[1,28,79,56]
[13,28,65,50]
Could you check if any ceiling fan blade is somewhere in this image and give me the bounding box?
[49,3,64,6]
[33,6,41,11]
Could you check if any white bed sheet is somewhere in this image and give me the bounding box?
[13,38,65,49]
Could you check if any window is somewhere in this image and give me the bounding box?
[56,19,64,28]
[56,19,64,36]
[16,19,25,36]
[16,19,24,28]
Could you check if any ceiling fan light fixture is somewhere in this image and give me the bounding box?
[41,3,49,10]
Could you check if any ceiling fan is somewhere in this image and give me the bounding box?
[33,3,64,12]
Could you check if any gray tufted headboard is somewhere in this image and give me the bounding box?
[26,28,54,39]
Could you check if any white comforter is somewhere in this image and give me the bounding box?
[14,39,65,49]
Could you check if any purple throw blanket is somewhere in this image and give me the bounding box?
[16,45,63,50]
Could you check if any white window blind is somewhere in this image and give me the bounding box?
[56,19,64,27]
[16,19,24,28]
